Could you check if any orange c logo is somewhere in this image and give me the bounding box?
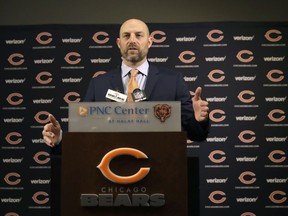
[209,109,226,122]
[265,29,282,42]
[5,213,19,216]
[35,71,53,84]
[268,109,286,122]
[178,51,196,63]
[266,69,284,82]
[92,31,110,44]
[64,52,81,65]
[32,191,49,204]
[97,148,150,184]
[8,53,25,66]
[207,69,225,82]
[269,190,287,204]
[93,71,107,78]
[238,130,256,143]
[237,90,255,103]
[6,93,23,105]
[4,172,21,185]
[208,191,226,204]
[236,50,254,63]
[150,30,166,43]
[238,171,256,185]
[207,29,224,42]
[36,32,53,45]
[63,92,81,103]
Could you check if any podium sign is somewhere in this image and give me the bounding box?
[61,132,188,216]
[68,101,181,132]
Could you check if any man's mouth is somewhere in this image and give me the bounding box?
[128,46,138,51]
[127,49,138,55]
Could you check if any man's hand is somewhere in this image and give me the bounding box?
[191,87,209,122]
[42,114,61,147]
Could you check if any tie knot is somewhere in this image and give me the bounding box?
[130,69,138,77]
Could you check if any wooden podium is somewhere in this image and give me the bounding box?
[60,132,188,216]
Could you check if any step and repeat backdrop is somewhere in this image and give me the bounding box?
[1,22,287,216]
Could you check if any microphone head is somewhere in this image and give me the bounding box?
[132,89,147,102]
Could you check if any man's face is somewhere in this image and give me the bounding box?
[117,19,152,65]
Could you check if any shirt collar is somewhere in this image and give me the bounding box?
[121,60,149,78]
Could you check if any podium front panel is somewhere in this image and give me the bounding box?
[61,132,187,216]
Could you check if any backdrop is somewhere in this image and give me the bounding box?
[1,22,287,216]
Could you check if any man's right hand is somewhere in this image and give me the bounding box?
[42,114,61,147]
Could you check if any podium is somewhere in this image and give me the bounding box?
[50,102,198,216]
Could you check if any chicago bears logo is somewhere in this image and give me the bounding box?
[153,104,171,123]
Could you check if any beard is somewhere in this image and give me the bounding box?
[121,47,147,63]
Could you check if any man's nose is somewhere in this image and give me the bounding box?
[129,34,137,42]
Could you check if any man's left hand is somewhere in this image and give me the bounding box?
[191,87,209,122]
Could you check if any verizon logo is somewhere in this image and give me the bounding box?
[266,178,288,183]
[62,38,83,43]
[31,179,51,184]
[31,138,45,144]
[33,98,54,104]
[236,156,258,162]
[266,137,287,142]
[235,76,256,81]
[236,197,258,203]
[6,39,26,44]
[263,56,285,62]
[3,118,24,123]
[205,56,226,62]
[206,178,228,183]
[233,35,254,41]
[206,97,227,102]
[175,36,197,42]
[61,118,69,122]
[62,77,83,83]
[148,57,168,63]
[34,58,54,64]
[5,78,26,84]
[206,137,228,142]
[235,115,257,121]
[1,197,22,203]
[2,158,24,163]
[184,76,197,82]
[265,97,287,102]
[90,58,111,63]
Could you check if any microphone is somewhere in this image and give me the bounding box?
[105,89,127,102]
[132,88,147,102]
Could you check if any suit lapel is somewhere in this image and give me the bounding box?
[145,64,160,100]
[110,67,125,93]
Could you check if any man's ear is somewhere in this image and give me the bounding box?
[116,38,121,48]
[148,36,153,48]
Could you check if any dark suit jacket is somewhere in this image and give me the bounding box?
[84,63,209,142]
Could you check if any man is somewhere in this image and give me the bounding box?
[42,18,209,147]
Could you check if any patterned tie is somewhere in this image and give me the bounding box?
[127,69,139,102]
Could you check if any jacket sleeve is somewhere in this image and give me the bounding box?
[176,72,210,142]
